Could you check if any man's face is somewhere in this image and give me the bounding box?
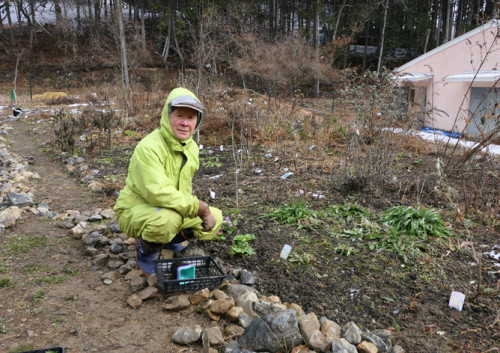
[169,107,198,140]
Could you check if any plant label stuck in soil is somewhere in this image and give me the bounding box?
[449,291,465,311]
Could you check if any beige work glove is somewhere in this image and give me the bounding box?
[198,200,216,232]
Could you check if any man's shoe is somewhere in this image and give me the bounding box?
[136,238,159,276]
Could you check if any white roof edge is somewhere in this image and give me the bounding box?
[394,20,500,73]
[392,72,434,82]
[445,70,500,82]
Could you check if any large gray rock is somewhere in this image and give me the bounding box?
[328,338,357,353]
[172,325,202,345]
[223,283,259,301]
[342,321,361,345]
[6,191,33,207]
[254,300,287,317]
[236,291,258,318]
[362,328,392,353]
[238,309,303,353]
[240,269,255,285]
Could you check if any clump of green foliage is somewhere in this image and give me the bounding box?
[381,206,451,238]
[327,204,452,263]
[230,234,256,256]
[267,201,319,229]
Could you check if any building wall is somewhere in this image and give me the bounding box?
[396,22,500,133]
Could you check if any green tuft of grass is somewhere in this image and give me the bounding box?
[30,289,46,303]
[2,235,47,256]
[0,261,10,274]
[20,264,51,274]
[0,277,13,288]
[32,275,69,285]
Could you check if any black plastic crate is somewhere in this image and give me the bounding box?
[154,256,227,294]
[21,347,65,353]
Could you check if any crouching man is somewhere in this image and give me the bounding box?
[113,87,223,276]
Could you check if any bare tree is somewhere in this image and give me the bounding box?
[377,0,389,73]
[115,0,129,89]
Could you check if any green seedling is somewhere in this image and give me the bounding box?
[231,234,256,256]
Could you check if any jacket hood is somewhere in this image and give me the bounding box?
[160,87,205,145]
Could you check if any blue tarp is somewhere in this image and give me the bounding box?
[420,127,465,139]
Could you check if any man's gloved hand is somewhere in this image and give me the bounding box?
[198,200,216,232]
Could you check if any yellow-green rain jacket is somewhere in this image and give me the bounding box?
[113,88,203,238]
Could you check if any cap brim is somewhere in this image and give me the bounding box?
[170,95,204,113]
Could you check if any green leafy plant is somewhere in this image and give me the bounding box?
[288,252,315,265]
[202,156,222,167]
[230,234,256,256]
[381,206,451,239]
[333,244,357,256]
[326,204,374,221]
[267,201,318,228]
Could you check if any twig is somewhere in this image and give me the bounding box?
[0,334,19,341]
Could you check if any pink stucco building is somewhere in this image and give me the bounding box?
[394,20,500,137]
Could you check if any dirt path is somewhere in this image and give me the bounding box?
[0,120,208,353]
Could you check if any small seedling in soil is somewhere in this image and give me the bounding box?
[230,234,256,256]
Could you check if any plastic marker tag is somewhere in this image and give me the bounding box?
[280,244,292,260]
[449,291,465,311]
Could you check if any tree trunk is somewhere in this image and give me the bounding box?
[76,0,82,35]
[377,0,388,73]
[314,0,320,98]
[435,0,442,46]
[54,0,63,29]
[161,13,172,67]
[29,0,37,46]
[94,0,101,26]
[424,28,431,53]
[362,24,370,71]
[87,0,93,34]
[333,0,347,39]
[444,0,452,42]
[140,0,146,49]
[6,1,15,44]
[115,0,129,89]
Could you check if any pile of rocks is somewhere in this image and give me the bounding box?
[0,125,39,231]
[133,281,406,353]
